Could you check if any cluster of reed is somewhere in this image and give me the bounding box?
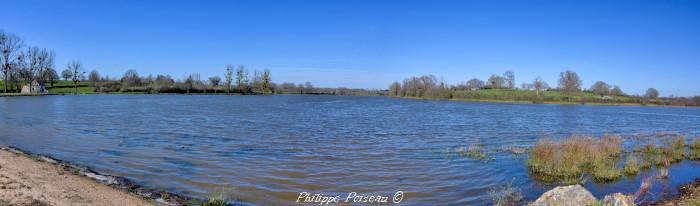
[689,137,700,160]
[528,134,700,183]
[527,135,623,183]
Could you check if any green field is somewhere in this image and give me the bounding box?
[447,89,644,105]
[1,80,96,95]
[45,81,96,94]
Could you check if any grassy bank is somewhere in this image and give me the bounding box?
[399,88,688,107]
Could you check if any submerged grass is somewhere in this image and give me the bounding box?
[623,156,640,176]
[689,137,700,160]
[527,135,624,183]
[487,179,523,206]
[637,134,687,167]
[591,156,623,182]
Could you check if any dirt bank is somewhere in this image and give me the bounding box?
[649,178,700,206]
[0,147,157,206]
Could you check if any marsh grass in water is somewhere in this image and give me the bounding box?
[192,196,228,206]
[487,179,523,206]
[636,134,687,168]
[527,133,697,184]
[444,143,496,161]
[623,156,640,176]
[527,135,623,183]
[191,189,232,206]
[688,137,700,160]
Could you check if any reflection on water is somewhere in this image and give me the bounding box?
[1,94,699,205]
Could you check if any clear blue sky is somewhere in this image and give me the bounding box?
[2,0,699,96]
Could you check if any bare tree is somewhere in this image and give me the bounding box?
[154,75,174,88]
[504,70,515,89]
[558,70,582,95]
[224,64,233,93]
[610,85,623,96]
[249,70,262,93]
[121,69,141,91]
[88,70,100,86]
[488,74,504,89]
[533,77,549,97]
[389,81,401,96]
[590,81,611,96]
[61,69,72,81]
[184,74,194,94]
[42,68,59,87]
[262,69,272,94]
[67,60,85,94]
[645,88,659,99]
[17,48,36,93]
[235,65,248,93]
[37,49,54,84]
[209,76,221,94]
[466,78,484,90]
[1,31,23,93]
[304,82,313,94]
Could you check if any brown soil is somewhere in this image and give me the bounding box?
[0,149,158,206]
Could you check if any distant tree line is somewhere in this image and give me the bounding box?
[0,30,63,93]
[389,70,700,106]
[1,30,383,96]
[86,65,275,94]
[86,66,383,96]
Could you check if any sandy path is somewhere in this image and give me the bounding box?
[0,149,158,206]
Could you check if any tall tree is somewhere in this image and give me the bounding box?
[224,64,233,93]
[61,69,72,81]
[121,69,140,91]
[88,70,100,87]
[504,70,515,89]
[261,69,272,94]
[389,81,401,96]
[209,76,221,94]
[533,77,549,97]
[37,49,54,84]
[1,31,23,93]
[466,78,484,90]
[235,65,248,93]
[488,74,504,89]
[590,81,611,96]
[558,70,582,95]
[645,88,659,99]
[43,68,59,87]
[304,82,313,94]
[67,60,85,94]
[17,47,37,93]
[610,85,623,96]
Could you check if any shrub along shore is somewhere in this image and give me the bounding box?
[389,72,700,107]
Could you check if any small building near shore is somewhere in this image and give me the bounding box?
[21,80,48,94]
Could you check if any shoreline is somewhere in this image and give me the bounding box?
[398,96,700,108]
[2,144,699,206]
[650,178,700,205]
[2,92,699,109]
[0,145,199,206]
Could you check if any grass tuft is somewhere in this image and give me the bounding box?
[689,137,700,160]
[527,135,624,183]
[623,156,640,176]
[591,156,622,182]
[487,179,523,206]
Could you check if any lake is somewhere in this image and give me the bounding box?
[1,94,699,205]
